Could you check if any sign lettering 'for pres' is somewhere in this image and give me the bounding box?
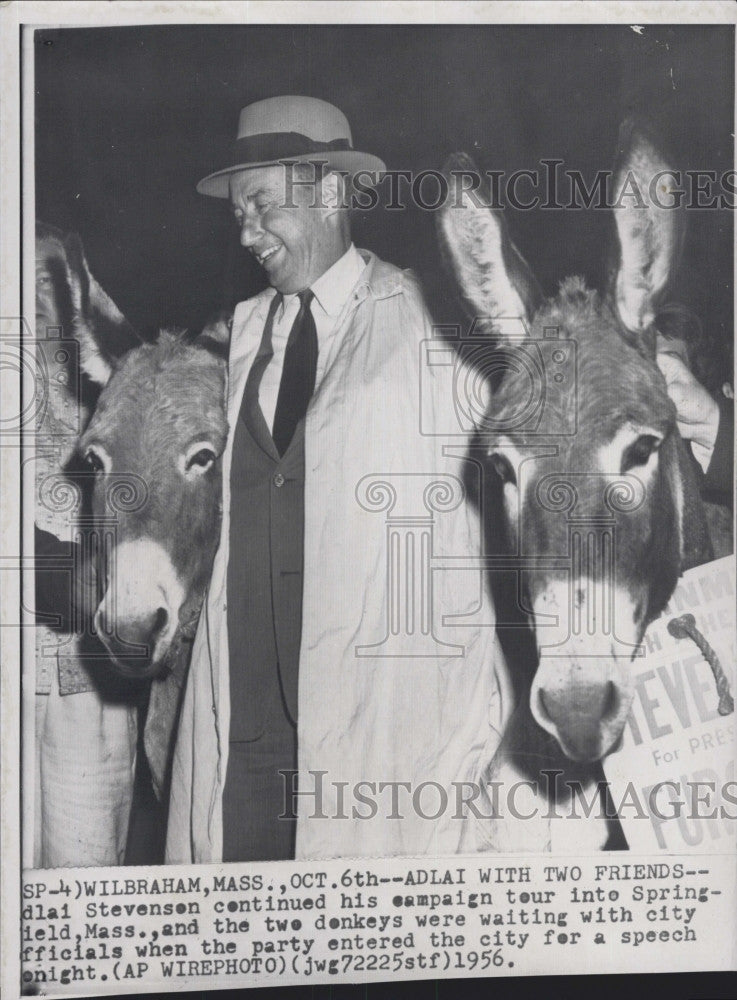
[604,556,736,852]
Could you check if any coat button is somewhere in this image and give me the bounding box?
[273,472,285,487]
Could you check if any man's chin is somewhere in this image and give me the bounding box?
[264,257,313,296]
[261,246,289,284]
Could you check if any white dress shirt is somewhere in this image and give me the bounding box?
[258,243,366,433]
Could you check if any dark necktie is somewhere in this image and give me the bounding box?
[272,288,318,457]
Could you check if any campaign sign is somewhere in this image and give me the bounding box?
[603,556,736,852]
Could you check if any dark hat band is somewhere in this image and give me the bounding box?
[232,131,352,166]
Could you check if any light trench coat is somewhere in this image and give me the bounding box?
[165,251,513,863]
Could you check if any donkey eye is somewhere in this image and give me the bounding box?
[184,446,217,474]
[83,448,104,474]
[489,453,517,486]
[621,434,661,472]
[187,448,216,469]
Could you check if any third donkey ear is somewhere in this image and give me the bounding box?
[195,309,233,360]
[62,229,141,385]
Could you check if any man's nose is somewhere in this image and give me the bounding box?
[239,214,262,248]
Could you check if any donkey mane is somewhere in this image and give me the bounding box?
[125,327,225,370]
[81,328,227,452]
[107,327,223,381]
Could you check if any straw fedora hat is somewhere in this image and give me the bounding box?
[197,95,386,198]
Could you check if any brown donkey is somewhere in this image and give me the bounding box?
[437,124,714,846]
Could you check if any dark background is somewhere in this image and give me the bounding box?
[32,22,736,1000]
[35,23,734,378]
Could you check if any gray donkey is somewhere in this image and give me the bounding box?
[437,122,716,849]
[33,222,226,865]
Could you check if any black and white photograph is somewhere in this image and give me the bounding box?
[1,3,736,999]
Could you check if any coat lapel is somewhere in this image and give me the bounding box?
[240,293,281,460]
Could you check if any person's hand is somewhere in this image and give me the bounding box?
[656,349,720,472]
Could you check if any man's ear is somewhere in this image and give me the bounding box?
[321,170,347,218]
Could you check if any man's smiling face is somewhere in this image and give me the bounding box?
[230,164,334,294]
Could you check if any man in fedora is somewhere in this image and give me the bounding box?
[166,95,512,863]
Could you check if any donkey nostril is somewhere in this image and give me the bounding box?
[601,680,618,720]
[152,607,168,638]
[539,681,615,729]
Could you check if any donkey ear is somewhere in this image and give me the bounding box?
[62,232,141,385]
[194,309,232,360]
[437,152,541,338]
[609,119,684,337]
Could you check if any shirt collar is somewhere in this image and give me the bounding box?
[306,243,366,317]
[265,244,398,326]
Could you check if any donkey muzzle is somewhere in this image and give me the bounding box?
[530,661,634,762]
[95,605,170,677]
[94,538,186,677]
